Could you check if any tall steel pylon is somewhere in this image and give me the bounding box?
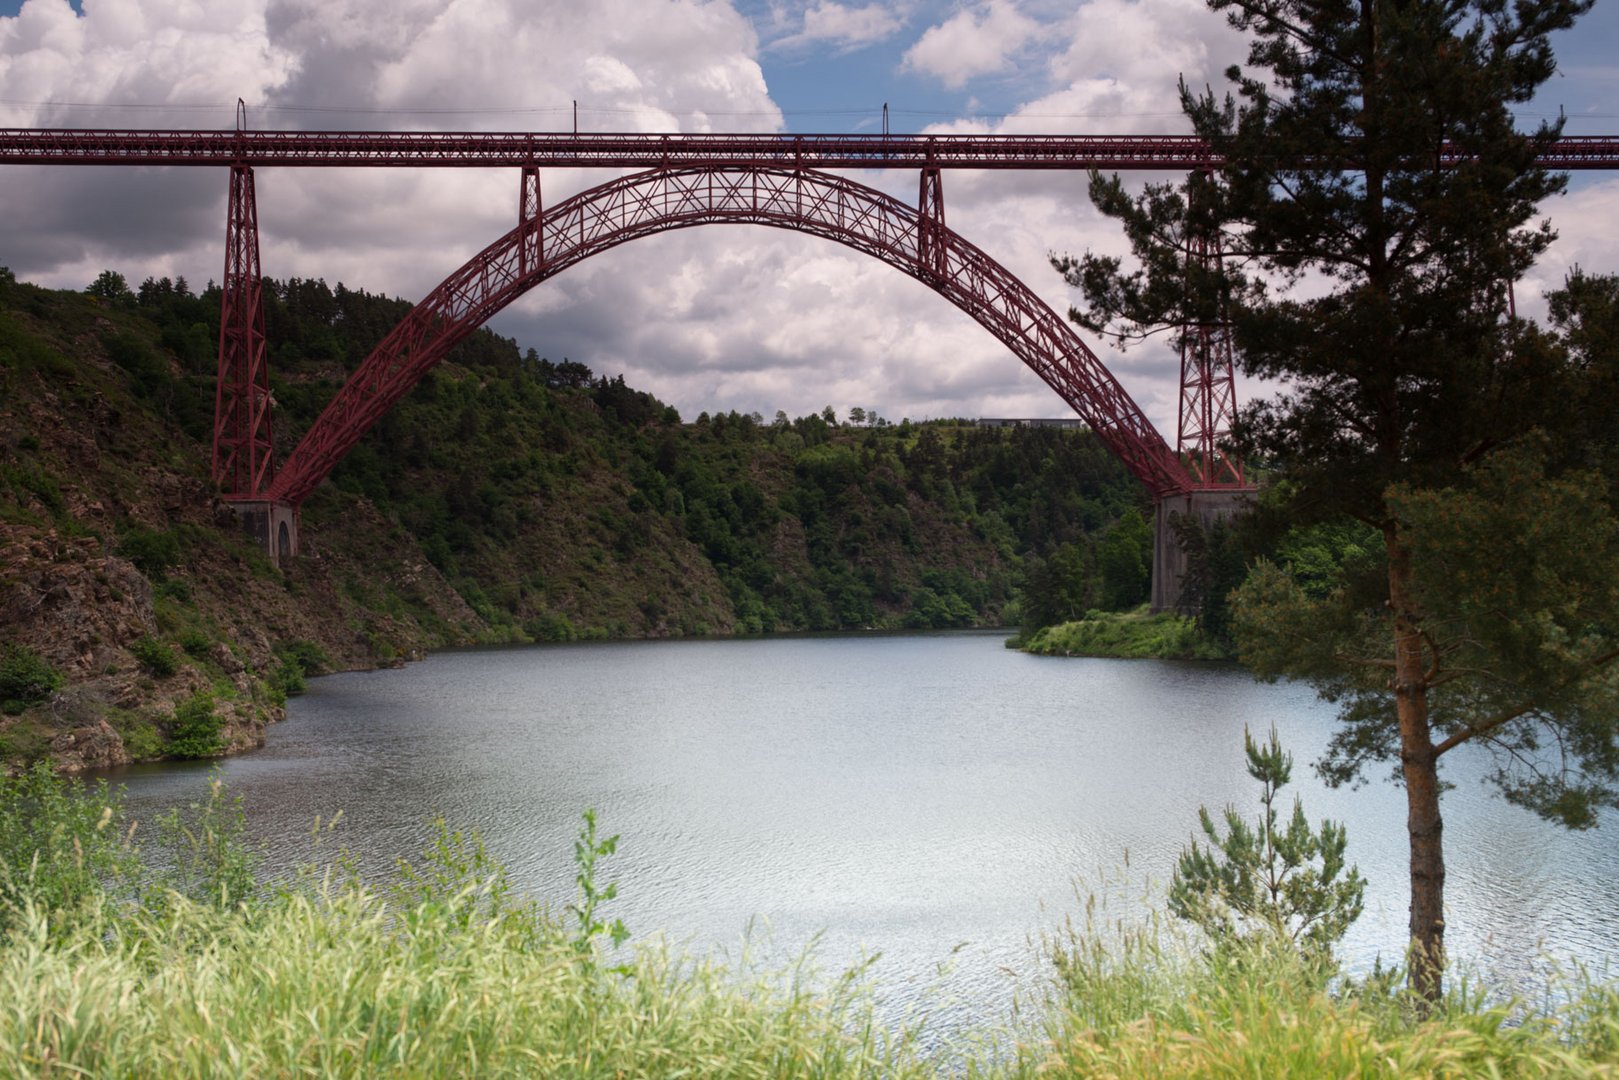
[211,102,273,497]
[1177,195,1243,489]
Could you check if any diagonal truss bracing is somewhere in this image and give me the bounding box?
[267,166,1193,504]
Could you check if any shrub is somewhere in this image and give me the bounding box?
[165,692,223,759]
[118,527,182,579]
[267,638,330,703]
[130,636,179,678]
[524,612,578,642]
[155,578,192,602]
[0,644,63,711]
[177,629,211,658]
[268,658,304,700]
[0,463,66,518]
[112,712,164,761]
[274,639,329,679]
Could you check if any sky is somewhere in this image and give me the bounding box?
[1,0,1617,435]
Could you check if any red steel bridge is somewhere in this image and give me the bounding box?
[6,126,1616,568]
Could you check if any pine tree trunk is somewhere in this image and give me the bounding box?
[1387,531,1446,1001]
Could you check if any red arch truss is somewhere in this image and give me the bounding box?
[267,166,1193,504]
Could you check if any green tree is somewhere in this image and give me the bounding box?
[1060,0,1603,997]
[1019,541,1095,632]
[84,269,133,304]
[1097,508,1152,610]
[1170,728,1364,958]
[1546,270,1619,473]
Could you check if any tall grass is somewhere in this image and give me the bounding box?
[1006,900,1619,1078]
[2,769,1618,1077]
[0,883,933,1077]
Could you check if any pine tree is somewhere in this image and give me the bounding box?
[1059,0,1609,999]
[1170,728,1365,958]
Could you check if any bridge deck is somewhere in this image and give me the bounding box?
[0,130,1616,170]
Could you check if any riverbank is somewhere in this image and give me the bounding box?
[5,767,1617,1077]
[1014,608,1231,660]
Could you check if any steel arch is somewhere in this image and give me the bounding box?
[267,166,1193,504]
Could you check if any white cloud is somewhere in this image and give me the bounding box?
[901,1,1039,90]
[769,2,906,53]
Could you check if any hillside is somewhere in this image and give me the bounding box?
[1,269,1152,770]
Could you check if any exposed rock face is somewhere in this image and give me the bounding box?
[0,490,492,771]
[0,313,489,773]
[1,534,155,680]
[48,715,126,774]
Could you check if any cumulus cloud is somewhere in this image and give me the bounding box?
[769,2,907,54]
[901,1,1039,90]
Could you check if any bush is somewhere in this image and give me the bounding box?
[118,527,182,579]
[130,636,179,678]
[524,612,578,643]
[268,658,304,700]
[177,629,211,658]
[165,693,223,759]
[111,712,164,761]
[1021,610,1229,660]
[0,644,63,711]
[274,639,329,679]
[266,639,330,703]
[155,578,192,603]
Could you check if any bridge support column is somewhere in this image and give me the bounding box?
[225,500,299,569]
[212,161,274,496]
[1151,488,1252,613]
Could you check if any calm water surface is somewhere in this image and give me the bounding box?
[104,631,1619,1034]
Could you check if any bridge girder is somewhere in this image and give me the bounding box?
[3,129,1616,170]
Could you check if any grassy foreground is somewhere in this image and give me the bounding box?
[1017,608,1230,661]
[3,770,1618,1077]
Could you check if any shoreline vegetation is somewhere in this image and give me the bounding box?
[2,766,1617,1077]
[1012,607,1230,661]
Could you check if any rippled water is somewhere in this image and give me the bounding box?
[102,630,1619,1034]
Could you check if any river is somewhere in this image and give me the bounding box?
[100,630,1619,1037]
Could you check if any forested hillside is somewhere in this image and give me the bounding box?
[1,269,1156,769]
